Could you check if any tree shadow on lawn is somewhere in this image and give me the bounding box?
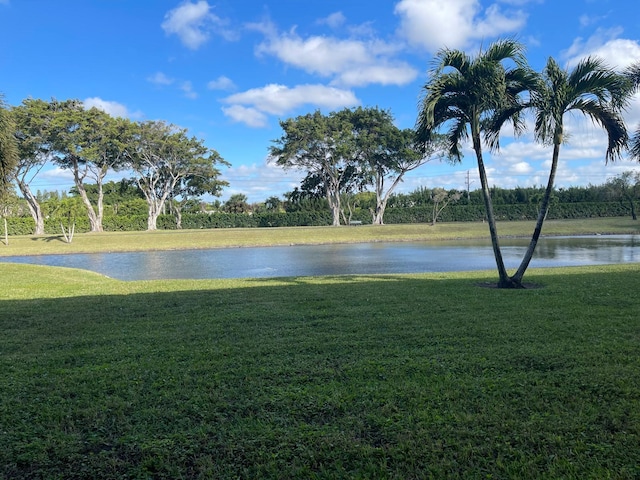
[29,234,68,243]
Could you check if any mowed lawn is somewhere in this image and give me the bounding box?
[1,258,639,478]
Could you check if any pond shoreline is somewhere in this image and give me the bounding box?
[1,234,638,281]
[1,218,638,257]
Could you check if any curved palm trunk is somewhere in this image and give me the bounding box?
[472,134,516,288]
[511,141,561,284]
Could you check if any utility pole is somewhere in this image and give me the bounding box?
[465,170,474,203]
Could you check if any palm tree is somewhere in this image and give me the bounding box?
[490,56,629,285]
[416,39,535,288]
[625,62,640,159]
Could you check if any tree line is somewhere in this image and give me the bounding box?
[2,173,637,233]
[0,98,228,234]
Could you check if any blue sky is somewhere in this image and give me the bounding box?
[2,0,640,203]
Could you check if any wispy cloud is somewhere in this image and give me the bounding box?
[207,75,236,91]
[180,81,198,99]
[316,11,346,29]
[161,0,237,50]
[147,72,175,86]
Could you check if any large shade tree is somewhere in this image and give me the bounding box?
[0,95,18,197]
[346,107,448,225]
[416,39,535,288]
[128,120,228,230]
[270,110,355,226]
[168,156,230,228]
[489,56,630,285]
[9,99,51,234]
[48,100,133,232]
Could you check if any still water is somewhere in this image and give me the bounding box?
[1,235,638,281]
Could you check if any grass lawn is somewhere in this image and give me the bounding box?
[1,258,639,478]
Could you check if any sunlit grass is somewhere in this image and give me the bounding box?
[0,217,638,257]
[1,262,639,478]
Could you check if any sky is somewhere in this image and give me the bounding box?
[2,0,640,203]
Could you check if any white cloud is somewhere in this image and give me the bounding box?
[223,83,359,116]
[161,1,236,50]
[561,29,640,139]
[336,63,419,87]
[394,0,526,52]
[222,105,268,128]
[207,75,236,91]
[39,166,74,183]
[83,97,142,119]
[147,72,175,86]
[252,22,418,87]
[563,28,640,69]
[317,11,346,29]
[221,84,359,127]
[180,81,198,99]
[220,161,305,202]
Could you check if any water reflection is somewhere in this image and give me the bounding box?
[1,235,638,281]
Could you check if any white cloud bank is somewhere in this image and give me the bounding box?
[250,19,418,88]
[394,0,527,52]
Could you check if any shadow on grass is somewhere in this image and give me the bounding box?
[1,267,639,479]
[29,234,68,243]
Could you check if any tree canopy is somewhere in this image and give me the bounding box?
[0,95,18,197]
[128,120,229,230]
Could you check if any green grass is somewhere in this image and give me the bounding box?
[1,262,639,478]
[1,217,638,256]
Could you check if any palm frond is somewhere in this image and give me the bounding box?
[430,48,470,77]
[624,62,640,90]
[446,118,468,162]
[569,59,629,109]
[483,38,527,69]
[629,127,640,160]
[570,98,628,162]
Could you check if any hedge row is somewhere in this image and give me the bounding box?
[1,202,632,235]
[1,211,334,235]
[383,202,632,224]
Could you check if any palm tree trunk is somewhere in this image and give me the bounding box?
[473,136,515,288]
[511,142,561,284]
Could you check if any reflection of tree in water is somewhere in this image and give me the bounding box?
[533,236,639,263]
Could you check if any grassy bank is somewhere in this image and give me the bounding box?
[1,262,639,478]
[0,217,638,257]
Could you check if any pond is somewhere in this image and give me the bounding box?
[1,235,639,281]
